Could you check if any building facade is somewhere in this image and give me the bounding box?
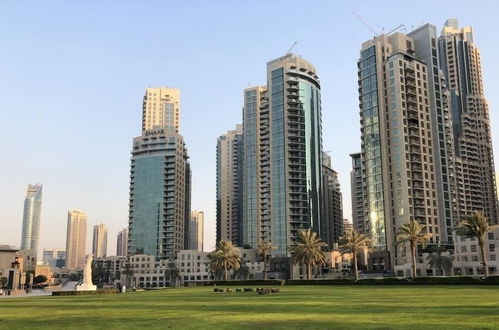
[142,87,180,133]
[128,128,190,259]
[116,228,128,257]
[349,153,365,234]
[65,210,87,270]
[189,210,204,251]
[20,184,43,259]
[358,30,442,268]
[92,223,108,258]
[216,125,244,246]
[242,54,324,256]
[438,19,498,224]
[321,153,343,249]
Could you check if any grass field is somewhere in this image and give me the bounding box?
[1,285,499,329]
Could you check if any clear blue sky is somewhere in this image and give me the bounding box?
[1,0,499,256]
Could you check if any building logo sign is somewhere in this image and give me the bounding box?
[145,128,165,136]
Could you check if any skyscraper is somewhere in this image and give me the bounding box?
[358,30,441,269]
[321,153,343,248]
[216,125,244,246]
[129,87,191,260]
[142,87,180,133]
[92,223,108,258]
[438,19,498,224]
[189,210,204,251]
[20,184,43,259]
[242,54,324,256]
[65,210,87,270]
[116,228,128,257]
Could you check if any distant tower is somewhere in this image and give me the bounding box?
[189,210,204,251]
[216,125,244,246]
[321,153,344,248]
[20,184,43,260]
[65,210,87,270]
[92,223,108,258]
[116,228,128,257]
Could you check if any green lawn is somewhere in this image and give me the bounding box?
[1,285,498,329]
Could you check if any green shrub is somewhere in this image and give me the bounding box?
[210,280,283,286]
[52,289,118,296]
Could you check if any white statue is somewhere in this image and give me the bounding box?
[76,253,97,291]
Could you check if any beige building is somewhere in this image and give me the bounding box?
[438,19,498,224]
[92,223,108,258]
[216,125,244,246]
[65,210,87,270]
[116,228,128,257]
[189,210,204,252]
[453,227,499,276]
[142,87,180,133]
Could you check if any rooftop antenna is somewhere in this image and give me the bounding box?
[352,12,379,36]
[387,24,405,35]
[286,41,298,55]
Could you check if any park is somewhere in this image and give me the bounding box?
[1,285,499,329]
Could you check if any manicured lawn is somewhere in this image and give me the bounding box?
[1,285,498,329]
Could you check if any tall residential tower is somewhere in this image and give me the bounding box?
[216,125,244,246]
[92,223,108,258]
[20,184,43,259]
[65,210,87,270]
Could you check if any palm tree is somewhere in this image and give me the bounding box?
[208,240,241,281]
[426,248,453,276]
[257,242,275,280]
[164,261,180,287]
[454,211,497,277]
[121,263,134,288]
[395,220,432,278]
[290,229,327,280]
[338,229,370,280]
[234,263,250,280]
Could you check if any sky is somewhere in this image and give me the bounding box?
[1,0,499,257]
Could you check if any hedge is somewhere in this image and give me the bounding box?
[52,289,119,296]
[210,277,499,286]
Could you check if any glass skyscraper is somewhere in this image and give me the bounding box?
[242,54,324,256]
[20,184,43,259]
[128,128,190,259]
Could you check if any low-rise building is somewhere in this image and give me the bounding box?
[453,228,499,276]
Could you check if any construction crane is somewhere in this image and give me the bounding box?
[285,41,298,55]
[352,12,379,36]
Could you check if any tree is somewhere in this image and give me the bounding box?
[426,248,453,276]
[290,229,327,280]
[257,242,275,280]
[338,229,370,280]
[234,263,250,280]
[121,263,134,287]
[33,275,48,285]
[0,277,7,289]
[164,261,180,287]
[395,220,432,278]
[91,263,106,287]
[454,211,497,277]
[208,240,241,281]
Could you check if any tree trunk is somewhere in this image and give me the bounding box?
[353,252,358,281]
[411,241,417,279]
[307,263,312,280]
[224,261,228,282]
[264,253,268,280]
[479,238,489,277]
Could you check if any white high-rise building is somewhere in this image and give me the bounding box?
[20,184,43,259]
